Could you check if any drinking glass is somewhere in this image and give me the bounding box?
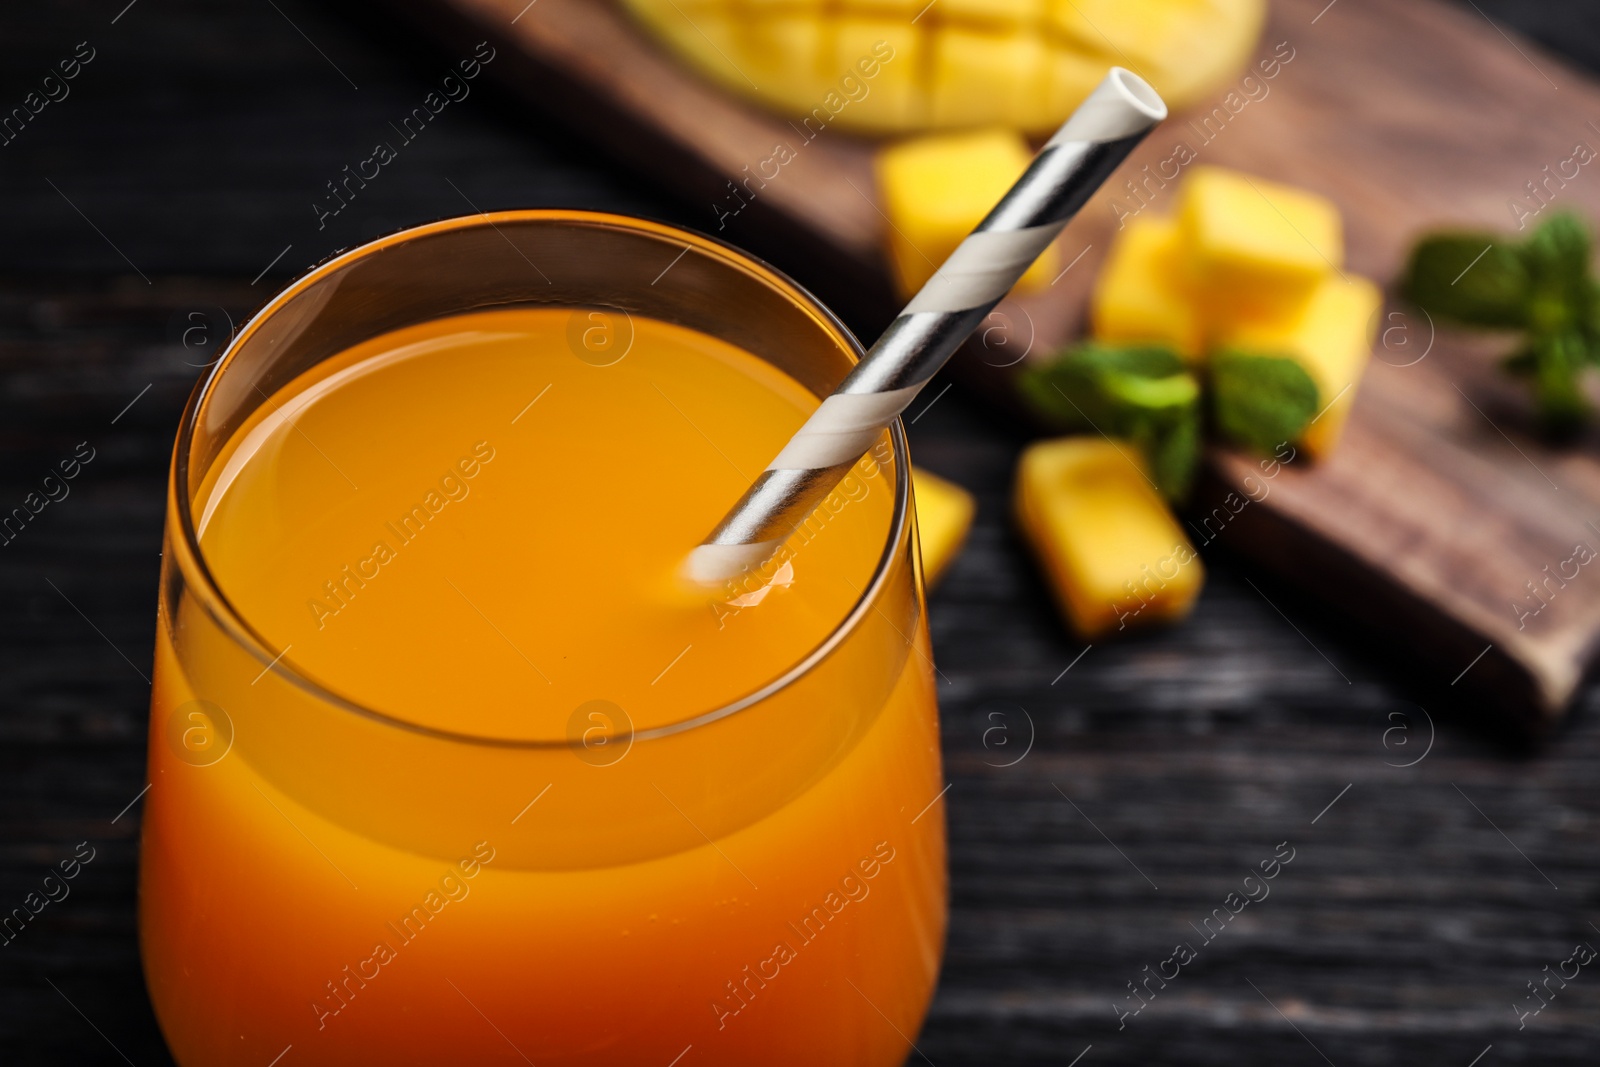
[141,211,947,1066]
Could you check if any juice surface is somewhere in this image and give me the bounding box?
[143,305,947,1066]
[196,307,890,737]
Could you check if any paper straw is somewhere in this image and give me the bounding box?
[687,68,1167,584]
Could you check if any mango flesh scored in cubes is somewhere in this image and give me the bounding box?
[740,17,826,93]
[1015,437,1203,638]
[912,466,975,589]
[832,20,922,132]
[928,30,1050,131]
[944,0,1037,27]
[621,0,1267,134]
[1091,215,1203,359]
[1041,46,1122,127]
[876,128,1059,298]
[1179,166,1344,322]
[1049,0,1263,107]
[1218,275,1382,459]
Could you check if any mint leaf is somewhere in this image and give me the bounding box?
[1019,342,1192,432]
[1070,344,1189,380]
[1526,330,1591,435]
[1143,404,1201,502]
[1403,211,1600,435]
[1209,351,1320,454]
[1521,215,1599,432]
[1525,212,1591,285]
[1401,233,1529,328]
[1581,277,1600,349]
[1019,342,1200,501]
[1102,368,1201,411]
[1524,212,1593,335]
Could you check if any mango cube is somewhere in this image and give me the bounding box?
[1217,275,1382,459]
[1015,437,1203,638]
[1091,215,1204,360]
[912,466,975,589]
[1179,166,1343,325]
[876,129,1059,298]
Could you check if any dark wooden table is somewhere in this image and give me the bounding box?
[4,2,1599,1064]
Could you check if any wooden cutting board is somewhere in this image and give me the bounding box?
[386,0,1600,732]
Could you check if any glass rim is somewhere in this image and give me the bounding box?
[169,208,914,750]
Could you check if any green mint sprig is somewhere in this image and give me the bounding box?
[1401,211,1600,434]
[1019,341,1318,502]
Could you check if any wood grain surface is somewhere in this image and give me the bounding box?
[388,0,1600,727]
[5,2,1600,1065]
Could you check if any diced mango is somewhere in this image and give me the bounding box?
[1015,437,1203,638]
[876,128,1059,298]
[1091,215,1204,360]
[912,466,976,589]
[1179,166,1343,327]
[1216,275,1382,459]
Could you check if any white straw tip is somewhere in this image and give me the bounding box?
[1047,67,1168,148]
[1106,68,1168,124]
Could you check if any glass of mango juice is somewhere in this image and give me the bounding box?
[141,211,947,1066]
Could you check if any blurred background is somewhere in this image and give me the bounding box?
[4,1,1600,1063]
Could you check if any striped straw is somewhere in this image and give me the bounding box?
[687,68,1167,584]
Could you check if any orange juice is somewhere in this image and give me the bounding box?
[142,300,946,1065]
